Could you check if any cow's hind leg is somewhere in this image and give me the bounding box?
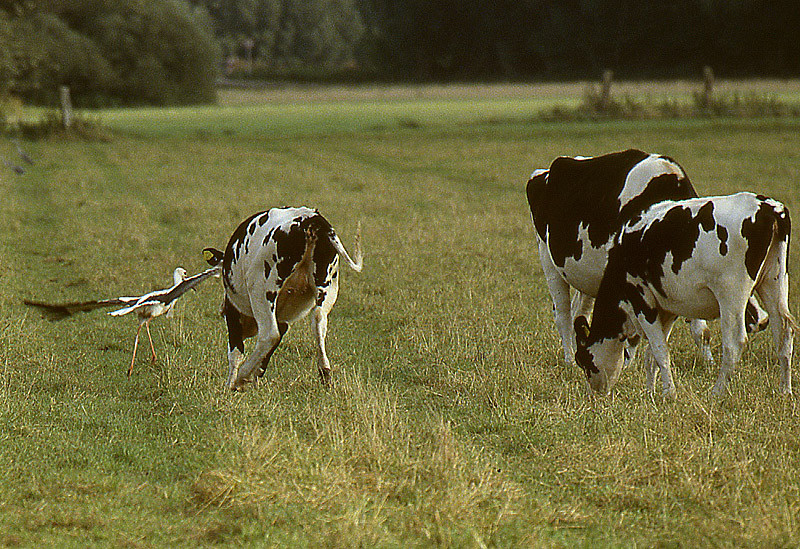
[755,265,794,395]
[255,322,288,380]
[643,349,658,393]
[231,317,282,391]
[312,274,340,385]
[231,288,284,391]
[710,295,749,397]
[571,292,594,321]
[312,308,332,384]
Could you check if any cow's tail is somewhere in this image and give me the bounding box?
[328,221,362,272]
[763,201,797,332]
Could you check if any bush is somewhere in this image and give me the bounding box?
[10,13,118,107]
[541,83,800,121]
[691,91,800,118]
[6,0,220,107]
[15,110,112,141]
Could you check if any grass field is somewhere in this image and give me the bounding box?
[2,83,800,547]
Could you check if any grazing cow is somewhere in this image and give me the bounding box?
[204,207,362,390]
[574,193,794,397]
[526,149,767,366]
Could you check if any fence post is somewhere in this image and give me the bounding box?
[600,69,614,110]
[60,85,73,129]
[702,66,715,107]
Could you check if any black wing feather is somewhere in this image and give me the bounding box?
[23,298,124,320]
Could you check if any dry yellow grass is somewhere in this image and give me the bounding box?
[1,89,799,545]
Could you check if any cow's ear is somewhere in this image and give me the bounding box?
[203,247,224,267]
[574,316,590,346]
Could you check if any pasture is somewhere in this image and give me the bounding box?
[1,83,799,546]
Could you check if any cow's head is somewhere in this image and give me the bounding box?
[574,315,626,394]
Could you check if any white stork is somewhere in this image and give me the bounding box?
[24,266,220,376]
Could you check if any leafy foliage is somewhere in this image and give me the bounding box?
[190,0,365,76]
[2,0,219,107]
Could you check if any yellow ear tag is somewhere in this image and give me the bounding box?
[202,249,215,262]
[581,324,590,338]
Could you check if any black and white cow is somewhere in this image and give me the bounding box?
[204,207,362,390]
[574,192,794,397]
[526,149,767,367]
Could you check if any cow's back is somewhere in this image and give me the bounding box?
[527,149,697,295]
[222,207,337,316]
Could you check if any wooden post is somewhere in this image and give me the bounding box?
[60,85,73,129]
[600,69,614,110]
[702,66,715,107]
[243,39,254,75]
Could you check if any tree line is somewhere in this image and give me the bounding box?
[1,0,798,107]
[200,0,800,81]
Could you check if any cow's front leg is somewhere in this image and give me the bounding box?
[638,312,678,398]
[223,298,247,389]
[538,239,575,364]
[688,319,715,364]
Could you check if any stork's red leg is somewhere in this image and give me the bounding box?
[128,323,143,377]
[145,318,156,363]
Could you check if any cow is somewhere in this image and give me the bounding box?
[526,149,767,368]
[574,192,794,398]
[203,207,362,390]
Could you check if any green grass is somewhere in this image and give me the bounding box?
[98,96,568,139]
[1,85,800,546]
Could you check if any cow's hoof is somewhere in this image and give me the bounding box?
[710,382,728,399]
[318,368,332,386]
[229,377,248,392]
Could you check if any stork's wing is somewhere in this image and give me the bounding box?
[23,297,124,320]
[108,299,161,317]
[157,266,221,304]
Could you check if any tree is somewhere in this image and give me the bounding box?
[3,0,219,107]
[190,0,365,76]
